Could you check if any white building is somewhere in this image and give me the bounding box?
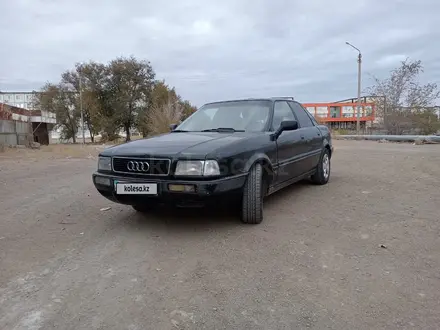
[0,92,38,110]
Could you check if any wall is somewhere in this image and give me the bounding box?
[0,120,30,146]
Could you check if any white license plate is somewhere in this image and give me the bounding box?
[115,183,158,195]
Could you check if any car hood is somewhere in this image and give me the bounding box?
[100,132,254,158]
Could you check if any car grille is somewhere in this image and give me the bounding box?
[112,157,171,176]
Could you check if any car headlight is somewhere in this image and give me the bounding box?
[175,160,220,176]
[98,156,112,171]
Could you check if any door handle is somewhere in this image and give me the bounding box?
[300,135,305,140]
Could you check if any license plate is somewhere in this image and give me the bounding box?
[115,183,158,195]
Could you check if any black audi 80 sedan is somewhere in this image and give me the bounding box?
[93,97,334,224]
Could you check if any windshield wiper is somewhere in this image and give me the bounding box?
[201,127,245,132]
[170,129,189,132]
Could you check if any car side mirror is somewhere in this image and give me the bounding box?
[169,124,178,131]
[280,120,298,131]
[270,120,298,141]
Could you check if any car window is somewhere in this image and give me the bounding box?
[289,102,314,128]
[176,100,271,132]
[304,106,319,125]
[203,107,218,120]
[272,101,295,130]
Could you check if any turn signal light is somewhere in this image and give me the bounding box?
[94,176,111,186]
[168,184,196,193]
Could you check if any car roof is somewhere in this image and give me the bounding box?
[204,97,295,106]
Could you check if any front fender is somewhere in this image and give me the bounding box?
[243,153,274,181]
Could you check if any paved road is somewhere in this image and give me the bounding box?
[1,141,439,330]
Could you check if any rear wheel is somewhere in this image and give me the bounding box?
[311,148,331,185]
[241,163,264,224]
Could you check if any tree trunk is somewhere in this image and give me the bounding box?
[125,125,131,142]
[89,126,95,143]
[87,123,94,143]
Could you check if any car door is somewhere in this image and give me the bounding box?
[272,101,308,184]
[288,101,323,171]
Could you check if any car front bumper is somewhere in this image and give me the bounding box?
[92,172,248,207]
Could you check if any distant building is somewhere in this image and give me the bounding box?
[302,100,376,131]
[303,96,440,133]
[0,91,38,110]
[0,102,56,146]
[334,96,440,119]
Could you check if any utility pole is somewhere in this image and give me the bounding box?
[346,42,362,135]
[79,74,85,144]
[383,95,387,133]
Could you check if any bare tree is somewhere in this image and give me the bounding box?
[138,80,196,136]
[366,58,440,134]
[146,100,183,136]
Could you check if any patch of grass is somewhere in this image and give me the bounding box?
[332,129,352,136]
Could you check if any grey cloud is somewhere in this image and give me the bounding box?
[0,0,439,106]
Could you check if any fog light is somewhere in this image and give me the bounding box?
[168,184,196,193]
[95,176,111,186]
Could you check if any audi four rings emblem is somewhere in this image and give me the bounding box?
[127,161,150,172]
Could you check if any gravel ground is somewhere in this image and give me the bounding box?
[0,140,439,330]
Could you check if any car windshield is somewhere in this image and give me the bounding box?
[176,100,271,132]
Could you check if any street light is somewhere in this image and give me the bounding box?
[345,41,362,135]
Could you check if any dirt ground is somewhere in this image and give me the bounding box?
[0,140,439,330]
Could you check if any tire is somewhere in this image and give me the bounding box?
[241,163,264,224]
[311,148,331,185]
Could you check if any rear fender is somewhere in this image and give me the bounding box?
[317,125,333,158]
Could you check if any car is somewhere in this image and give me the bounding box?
[92,97,334,224]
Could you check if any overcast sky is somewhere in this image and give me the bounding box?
[1,0,439,106]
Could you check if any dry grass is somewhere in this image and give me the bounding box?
[0,144,103,161]
[102,134,143,145]
[0,135,146,162]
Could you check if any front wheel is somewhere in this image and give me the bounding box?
[241,163,264,224]
[132,204,152,213]
[310,148,331,185]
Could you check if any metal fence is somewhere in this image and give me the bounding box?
[0,120,30,146]
[335,134,440,143]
